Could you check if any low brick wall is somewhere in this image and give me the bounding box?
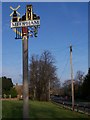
[0,98,18,101]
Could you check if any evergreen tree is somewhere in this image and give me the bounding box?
[82,68,90,100]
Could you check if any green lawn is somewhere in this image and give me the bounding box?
[2,100,90,119]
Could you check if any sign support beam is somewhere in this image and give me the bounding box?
[22,35,29,118]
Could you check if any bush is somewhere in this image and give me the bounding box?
[10,88,17,98]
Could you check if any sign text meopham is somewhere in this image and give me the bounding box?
[11,20,40,28]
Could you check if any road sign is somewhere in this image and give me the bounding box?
[10,4,40,118]
[11,20,40,28]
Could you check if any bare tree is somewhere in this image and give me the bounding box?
[75,70,84,84]
[29,55,39,100]
[29,51,60,101]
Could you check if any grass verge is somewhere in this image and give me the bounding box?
[2,100,90,119]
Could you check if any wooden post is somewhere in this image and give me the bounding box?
[22,27,29,118]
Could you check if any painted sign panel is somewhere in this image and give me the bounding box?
[11,20,40,28]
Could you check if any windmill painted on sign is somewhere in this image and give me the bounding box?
[10,5,22,39]
[10,5,20,22]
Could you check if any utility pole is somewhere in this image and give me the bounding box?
[10,5,40,118]
[70,44,74,111]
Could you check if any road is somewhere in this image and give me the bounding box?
[51,96,90,115]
